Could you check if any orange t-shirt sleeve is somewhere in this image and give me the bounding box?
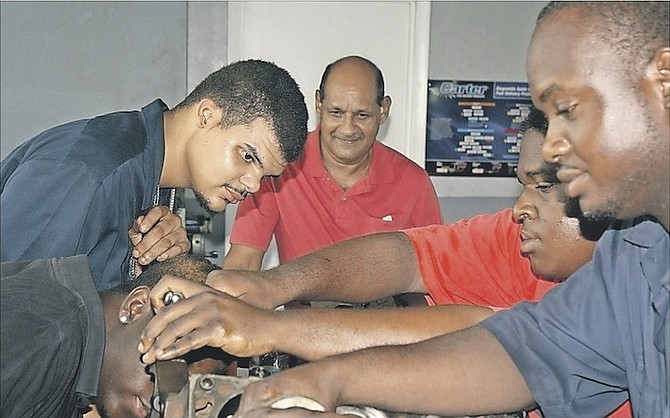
[402,209,554,308]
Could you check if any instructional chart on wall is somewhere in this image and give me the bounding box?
[425,80,532,177]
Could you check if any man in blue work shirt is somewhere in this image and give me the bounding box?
[1,59,308,290]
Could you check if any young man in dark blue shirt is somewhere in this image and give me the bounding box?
[1,59,308,290]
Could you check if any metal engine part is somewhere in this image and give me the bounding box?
[167,373,256,418]
[148,360,393,418]
[148,360,524,418]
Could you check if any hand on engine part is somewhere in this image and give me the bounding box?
[205,269,285,310]
[234,365,338,418]
[128,206,190,271]
[138,275,276,364]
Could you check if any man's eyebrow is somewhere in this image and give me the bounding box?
[538,84,558,103]
[524,163,560,182]
[244,143,264,169]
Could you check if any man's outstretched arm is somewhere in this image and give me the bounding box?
[234,325,535,417]
[206,231,424,309]
[139,276,493,363]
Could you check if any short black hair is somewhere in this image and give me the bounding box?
[518,106,563,201]
[175,59,308,163]
[537,2,669,79]
[113,255,220,294]
[318,56,385,106]
[519,106,548,136]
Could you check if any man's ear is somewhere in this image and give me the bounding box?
[648,47,670,109]
[117,286,151,324]
[314,90,323,115]
[379,95,392,124]
[196,98,222,128]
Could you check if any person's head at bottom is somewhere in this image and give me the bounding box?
[95,255,225,418]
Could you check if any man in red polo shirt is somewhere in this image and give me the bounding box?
[223,55,441,271]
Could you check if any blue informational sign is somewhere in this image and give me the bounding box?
[425,80,532,177]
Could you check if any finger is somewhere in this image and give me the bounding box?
[139,295,204,358]
[153,238,191,262]
[151,295,225,347]
[138,206,170,233]
[143,231,190,263]
[128,215,145,247]
[151,324,224,362]
[148,276,208,311]
[129,206,172,256]
[135,217,189,264]
[133,218,174,262]
[136,232,189,265]
[142,324,210,364]
[138,300,184,355]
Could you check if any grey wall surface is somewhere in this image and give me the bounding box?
[429,1,544,81]
[428,1,545,222]
[0,1,188,159]
[186,2,228,92]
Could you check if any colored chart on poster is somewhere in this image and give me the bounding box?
[425,80,532,177]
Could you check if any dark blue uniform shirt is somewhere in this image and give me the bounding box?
[0,256,105,417]
[1,100,167,290]
[482,219,669,417]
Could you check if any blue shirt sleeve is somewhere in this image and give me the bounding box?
[481,222,669,417]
